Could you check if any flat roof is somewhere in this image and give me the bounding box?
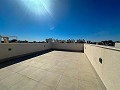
[0,51,106,90]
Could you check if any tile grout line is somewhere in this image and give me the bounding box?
[6,72,37,90]
[6,65,40,82]
[54,71,64,90]
[5,64,29,73]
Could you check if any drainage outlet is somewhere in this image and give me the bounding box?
[8,48,12,51]
[99,58,102,64]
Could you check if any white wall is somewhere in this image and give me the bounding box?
[84,44,120,90]
[52,43,84,52]
[115,43,120,49]
[0,43,84,62]
[0,43,52,61]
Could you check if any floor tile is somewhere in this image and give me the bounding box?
[18,66,38,77]
[0,73,25,90]
[56,76,78,90]
[33,82,55,90]
[28,61,44,68]
[6,63,28,73]
[9,77,37,90]
[0,68,14,81]
[63,69,79,79]
[78,80,102,90]
[27,69,48,82]
[40,71,62,88]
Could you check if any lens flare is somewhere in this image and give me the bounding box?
[20,0,52,17]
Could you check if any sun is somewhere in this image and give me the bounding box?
[20,0,52,17]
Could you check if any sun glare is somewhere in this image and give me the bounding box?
[20,0,52,17]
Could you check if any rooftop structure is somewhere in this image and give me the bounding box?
[46,38,53,43]
[0,35,17,43]
[115,43,120,49]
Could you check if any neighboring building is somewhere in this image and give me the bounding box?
[9,39,17,43]
[46,38,53,43]
[87,41,92,44]
[115,43,120,49]
[96,42,104,45]
[76,39,85,43]
[67,39,75,43]
[53,39,59,43]
[101,40,115,46]
[61,40,66,43]
[96,40,115,46]
[53,39,66,43]
[3,36,9,43]
[0,35,17,43]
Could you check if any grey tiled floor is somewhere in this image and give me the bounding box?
[0,51,105,90]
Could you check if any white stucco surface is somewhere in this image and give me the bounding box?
[84,44,120,90]
[0,43,52,61]
[115,43,120,49]
[0,43,84,61]
[52,43,84,52]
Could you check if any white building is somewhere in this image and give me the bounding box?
[46,38,53,43]
[115,43,120,49]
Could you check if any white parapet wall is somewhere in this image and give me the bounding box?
[84,44,120,90]
[0,43,52,62]
[0,43,84,62]
[52,43,84,52]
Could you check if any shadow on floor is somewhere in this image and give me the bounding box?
[0,49,53,69]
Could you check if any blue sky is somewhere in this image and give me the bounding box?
[0,0,120,41]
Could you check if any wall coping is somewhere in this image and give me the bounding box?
[0,43,49,45]
[85,44,120,52]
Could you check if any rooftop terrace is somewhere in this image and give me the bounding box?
[0,50,106,90]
